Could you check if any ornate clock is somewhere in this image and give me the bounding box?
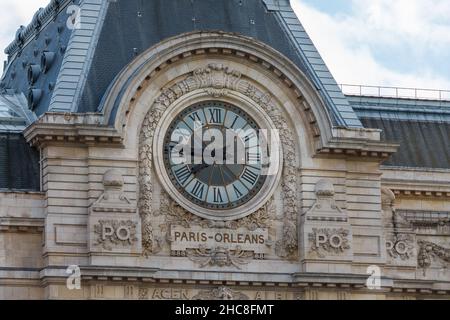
[153,99,282,221]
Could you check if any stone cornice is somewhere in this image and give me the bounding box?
[23,112,123,147]
[316,138,399,160]
[382,181,450,198]
[33,267,450,296]
[0,217,44,233]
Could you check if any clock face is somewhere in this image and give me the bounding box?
[163,101,267,210]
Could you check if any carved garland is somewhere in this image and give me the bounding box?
[139,64,298,259]
[417,240,450,275]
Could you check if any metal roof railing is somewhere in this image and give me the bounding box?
[339,84,450,102]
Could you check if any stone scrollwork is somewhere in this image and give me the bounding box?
[159,193,273,233]
[308,228,350,258]
[187,246,254,269]
[193,63,242,97]
[275,220,298,259]
[192,286,249,300]
[417,240,450,275]
[139,63,298,259]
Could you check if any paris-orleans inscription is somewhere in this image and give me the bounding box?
[169,225,270,268]
[170,225,269,254]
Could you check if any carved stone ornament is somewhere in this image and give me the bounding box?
[186,245,254,269]
[305,179,347,222]
[192,286,249,300]
[417,240,450,275]
[138,288,149,300]
[386,234,415,260]
[138,63,298,258]
[94,220,138,251]
[308,228,350,258]
[92,169,133,213]
[160,194,273,232]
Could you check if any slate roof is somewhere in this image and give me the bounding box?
[1,0,74,116]
[0,92,39,190]
[349,96,450,169]
[0,132,40,191]
[0,0,362,128]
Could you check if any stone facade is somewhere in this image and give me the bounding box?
[0,11,449,300]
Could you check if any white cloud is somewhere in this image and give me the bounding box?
[292,0,450,91]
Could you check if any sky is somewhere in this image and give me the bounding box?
[0,0,449,91]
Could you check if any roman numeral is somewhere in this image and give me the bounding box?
[191,181,205,199]
[241,168,259,186]
[165,143,176,155]
[230,115,239,129]
[188,112,202,123]
[213,188,224,203]
[208,108,223,124]
[174,166,191,185]
[233,184,243,198]
[246,151,261,163]
[244,131,257,143]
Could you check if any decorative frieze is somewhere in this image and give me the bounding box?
[399,211,450,235]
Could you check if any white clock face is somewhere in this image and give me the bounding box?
[163,101,266,211]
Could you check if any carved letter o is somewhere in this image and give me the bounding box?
[116,226,131,241]
[395,241,408,255]
[329,234,343,249]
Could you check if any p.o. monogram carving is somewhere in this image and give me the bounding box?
[386,234,415,260]
[94,220,138,251]
[308,228,350,258]
[138,63,298,258]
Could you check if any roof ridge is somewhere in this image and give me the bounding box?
[48,0,109,113]
[4,0,73,57]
